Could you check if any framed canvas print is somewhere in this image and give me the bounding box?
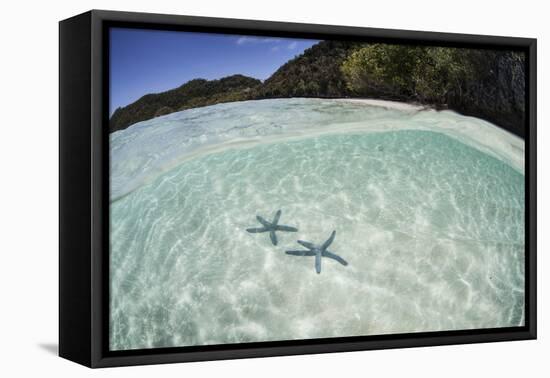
[59,10,537,368]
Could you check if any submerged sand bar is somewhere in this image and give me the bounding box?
[110,98,524,202]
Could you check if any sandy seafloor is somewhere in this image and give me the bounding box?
[109,98,525,351]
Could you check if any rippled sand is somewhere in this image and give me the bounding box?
[109,99,524,351]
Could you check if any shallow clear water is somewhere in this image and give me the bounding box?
[110,99,524,351]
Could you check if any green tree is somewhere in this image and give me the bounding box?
[341,44,472,103]
[341,44,422,99]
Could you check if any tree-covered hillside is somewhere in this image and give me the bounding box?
[340,45,526,136]
[110,74,261,132]
[254,40,358,98]
[110,40,526,137]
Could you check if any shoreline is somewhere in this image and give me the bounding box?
[332,97,426,112]
[113,96,523,140]
[112,97,429,134]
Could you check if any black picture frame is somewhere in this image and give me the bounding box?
[59,9,537,368]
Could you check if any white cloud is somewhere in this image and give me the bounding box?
[288,41,298,50]
[271,46,280,52]
[261,37,283,44]
[236,36,283,45]
[236,36,251,45]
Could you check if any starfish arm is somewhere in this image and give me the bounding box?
[285,250,316,256]
[272,209,282,225]
[297,240,316,249]
[246,227,268,233]
[275,225,298,232]
[315,253,322,274]
[321,230,336,251]
[269,230,278,245]
[256,215,272,227]
[322,250,348,266]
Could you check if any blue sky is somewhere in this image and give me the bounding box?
[109,28,319,114]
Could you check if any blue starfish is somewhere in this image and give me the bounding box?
[246,210,298,245]
[286,231,348,274]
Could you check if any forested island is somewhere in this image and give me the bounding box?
[110,40,526,137]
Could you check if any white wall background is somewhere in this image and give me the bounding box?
[0,0,546,376]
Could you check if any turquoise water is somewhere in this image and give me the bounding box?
[110,99,525,351]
